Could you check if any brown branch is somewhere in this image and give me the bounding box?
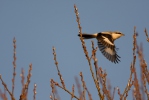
[50,79,56,100]
[117,87,122,100]
[20,64,32,100]
[98,68,112,100]
[144,28,149,42]
[51,79,79,100]
[33,84,37,100]
[12,37,17,95]
[75,77,83,99]
[74,4,103,100]
[0,75,15,100]
[52,47,65,88]
[112,87,116,100]
[80,72,92,100]
[20,68,25,94]
[71,84,75,100]
[52,47,79,99]
[0,87,8,100]
[132,26,142,100]
[137,43,149,99]
[122,64,134,100]
[49,93,54,100]
[80,72,86,100]
[91,41,99,82]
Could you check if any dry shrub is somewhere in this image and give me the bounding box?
[0,4,148,100]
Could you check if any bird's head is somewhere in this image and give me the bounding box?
[111,31,124,40]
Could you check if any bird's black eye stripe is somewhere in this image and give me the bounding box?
[116,32,121,34]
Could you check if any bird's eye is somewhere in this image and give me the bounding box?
[117,32,121,34]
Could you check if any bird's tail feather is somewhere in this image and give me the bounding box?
[78,33,97,39]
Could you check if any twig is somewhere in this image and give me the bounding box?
[98,68,112,100]
[74,4,103,100]
[80,72,86,100]
[20,68,25,94]
[122,64,134,99]
[12,37,17,95]
[144,28,149,42]
[91,41,99,82]
[50,93,54,100]
[112,87,116,100]
[71,84,75,100]
[50,79,56,100]
[75,77,83,99]
[20,64,32,100]
[0,87,8,100]
[137,43,149,99]
[52,47,65,88]
[132,26,142,100]
[51,79,79,100]
[33,84,37,100]
[80,72,92,100]
[117,87,122,100]
[0,75,15,100]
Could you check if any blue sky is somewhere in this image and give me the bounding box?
[0,1,149,100]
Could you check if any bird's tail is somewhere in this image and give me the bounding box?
[78,33,97,39]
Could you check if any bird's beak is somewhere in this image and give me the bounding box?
[122,33,125,36]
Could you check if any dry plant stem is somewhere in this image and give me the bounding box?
[0,88,8,100]
[20,64,32,100]
[26,64,32,97]
[117,87,122,100]
[98,68,112,100]
[20,68,25,93]
[121,64,133,100]
[51,79,79,100]
[50,94,54,100]
[137,43,149,83]
[91,41,99,100]
[0,75,15,100]
[112,87,116,100]
[75,77,83,99]
[91,41,99,82]
[54,84,60,100]
[52,47,78,99]
[0,89,8,100]
[80,72,86,100]
[71,84,75,100]
[50,79,56,100]
[144,28,149,42]
[133,26,137,68]
[74,4,103,100]
[91,41,100,94]
[33,84,37,100]
[107,80,112,99]
[132,27,142,100]
[137,43,149,98]
[122,43,135,100]
[12,37,16,95]
[52,47,65,88]
[80,72,92,100]
[51,79,62,100]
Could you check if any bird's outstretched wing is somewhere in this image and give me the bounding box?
[97,34,120,63]
[98,42,120,63]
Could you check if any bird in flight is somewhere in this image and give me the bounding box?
[78,31,124,63]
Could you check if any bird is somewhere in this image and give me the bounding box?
[78,31,124,63]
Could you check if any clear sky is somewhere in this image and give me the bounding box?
[0,1,149,100]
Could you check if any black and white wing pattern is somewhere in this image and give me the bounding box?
[97,33,120,63]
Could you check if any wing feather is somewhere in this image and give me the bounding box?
[97,41,120,63]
